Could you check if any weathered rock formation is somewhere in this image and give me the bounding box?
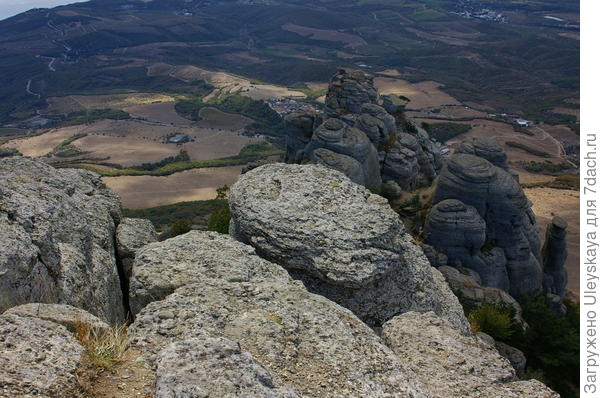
[381,312,558,398]
[0,156,124,324]
[284,69,442,192]
[542,216,568,298]
[116,217,157,280]
[458,136,509,170]
[229,163,468,332]
[431,153,544,299]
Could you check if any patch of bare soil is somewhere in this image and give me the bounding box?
[524,187,580,299]
[77,349,154,398]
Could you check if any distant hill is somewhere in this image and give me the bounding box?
[0,0,579,126]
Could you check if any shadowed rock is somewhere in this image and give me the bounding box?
[116,217,157,280]
[542,216,568,297]
[433,154,543,299]
[325,68,379,117]
[284,111,320,163]
[0,156,124,324]
[229,163,469,332]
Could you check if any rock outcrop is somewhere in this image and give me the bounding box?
[129,231,292,315]
[0,156,124,324]
[3,303,109,331]
[381,312,559,398]
[0,312,85,397]
[542,216,568,298]
[432,153,543,299]
[228,163,468,332]
[284,69,442,192]
[128,231,423,398]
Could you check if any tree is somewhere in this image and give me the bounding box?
[207,185,230,234]
[169,219,191,238]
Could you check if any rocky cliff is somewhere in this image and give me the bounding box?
[284,68,442,194]
[0,157,559,397]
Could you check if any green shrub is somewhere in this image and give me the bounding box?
[169,219,191,238]
[207,206,230,234]
[467,303,515,340]
[0,148,21,158]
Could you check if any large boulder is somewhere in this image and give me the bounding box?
[542,216,568,297]
[433,154,543,299]
[0,313,84,397]
[129,231,292,315]
[382,312,559,398]
[228,163,469,332]
[0,157,124,324]
[155,337,300,398]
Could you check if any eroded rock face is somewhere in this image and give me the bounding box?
[542,216,568,298]
[433,154,543,299]
[129,231,291,315]
[0,157,124,324]
[0,313,84,397]
[325,68,379,117]
[382,312,559,398]
[305,118,382,188]
[424,199,509,290]
[228,163,468,332]
[458,136,509,170]
[284,69,442,191]
[116,217,157,280]
[155,337,300,398]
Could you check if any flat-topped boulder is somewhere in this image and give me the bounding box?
[0,156,124,324]
[228,163,468,332]
[129,231,292,315]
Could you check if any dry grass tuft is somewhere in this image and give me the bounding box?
[74,322,129,369]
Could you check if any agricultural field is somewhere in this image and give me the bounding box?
[103,165,245,209]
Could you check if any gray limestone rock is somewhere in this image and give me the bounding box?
[355,103,397,149]
[424,199,509,290]
[433,154,543,299]
[155,337,300,398]
[116,217,157,280]
[129,231,292,315]
[312,147,366,186]
[0,313,84,397]
[542,216,568,297]
[458,136,509,170]
[129,279,423,398]
[0,157,124,324]
[381,133,421,190]
[284,111,319,163]
[3,303,109,332]
[228,163,469,332]
[305,118,382,188]
[382,312,558,398]
[325,68,379,117]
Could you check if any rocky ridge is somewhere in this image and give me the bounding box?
[0,157,560,397]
